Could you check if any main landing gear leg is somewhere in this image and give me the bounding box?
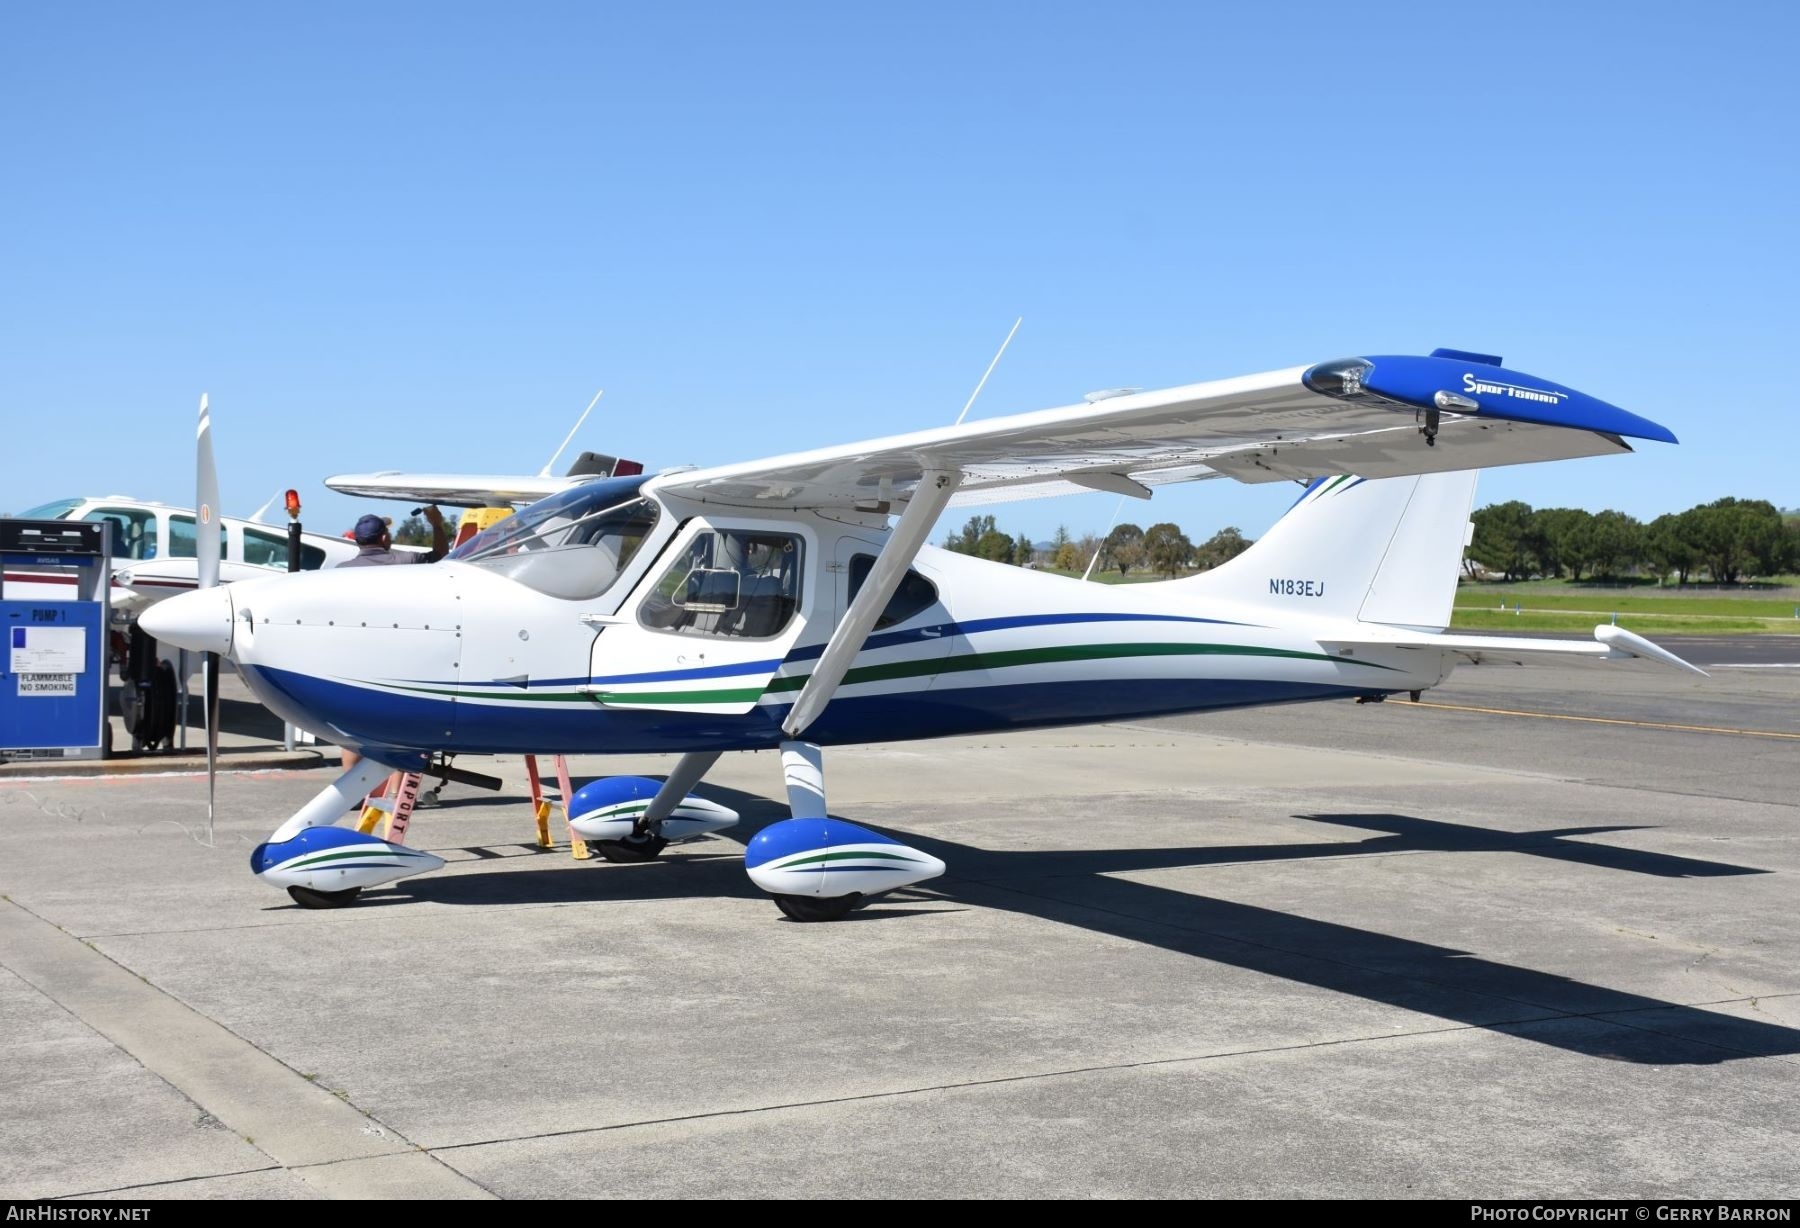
[771,741,855,921]
[270,758,393,843]
[781,740,827,819]
[745,740,945,922]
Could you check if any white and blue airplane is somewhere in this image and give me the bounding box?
[141,349,1701,920]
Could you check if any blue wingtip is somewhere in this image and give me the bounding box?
[1350,355,1678,446]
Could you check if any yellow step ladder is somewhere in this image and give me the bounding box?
[525,753,591,860]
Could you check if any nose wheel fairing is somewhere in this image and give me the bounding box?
[251,826,445,895]
[249,755,443,907]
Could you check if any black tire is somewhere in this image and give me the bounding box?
[773,893,861,922]
[589,834,669,863]
[145,660,177,749]
[287,885,363,909]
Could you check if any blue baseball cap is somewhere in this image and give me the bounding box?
[353,514,389,545]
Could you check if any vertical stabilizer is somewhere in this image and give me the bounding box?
[1166,471,1477,632]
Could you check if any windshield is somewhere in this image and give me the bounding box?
[18,498,82,520]
[451,477,649,561]
[452,476,660,601]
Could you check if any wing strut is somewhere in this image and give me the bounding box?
[781,468,963,739]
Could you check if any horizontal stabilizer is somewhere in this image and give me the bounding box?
[1594,624,1710,676]
[1323,625,1707,676]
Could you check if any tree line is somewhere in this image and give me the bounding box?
[1469,498,1797,584]
[943,515,1254,577]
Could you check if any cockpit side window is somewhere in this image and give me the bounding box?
[639,529,803,639]
[848,555,941,629]
[241,528,290,567]
[169,514,227,560]
[84,507,158,561]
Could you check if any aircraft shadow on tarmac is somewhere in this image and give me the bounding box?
[386,785,1794,1066]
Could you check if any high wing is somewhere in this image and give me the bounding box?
[324,472,579,508]
[646,351,1676,511]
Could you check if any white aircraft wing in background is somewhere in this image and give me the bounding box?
[323,471,580,509]
[325,389,636,509]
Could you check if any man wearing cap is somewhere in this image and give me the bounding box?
[338,506,449,567]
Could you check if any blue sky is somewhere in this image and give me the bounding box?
[3,2,1795,545]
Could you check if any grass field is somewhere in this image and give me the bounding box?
[1464,575,1800,594]
[1022,569,1800,633]
[1451,582,1800,633]
[1454,589,1800,618]
[1447,609,1777,634]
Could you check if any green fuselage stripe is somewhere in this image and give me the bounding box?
[285,848,415,871]
[600,686,768,707]
[773,849,925,870]
[761,640,1387,696]
[374,640,1398,708]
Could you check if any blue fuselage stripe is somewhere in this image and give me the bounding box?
[247,663,1383,757]
[460,611,1259,689]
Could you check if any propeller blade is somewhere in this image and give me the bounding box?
[204,651,219,840]
[196,393,220,590]
[196,393,221,835]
